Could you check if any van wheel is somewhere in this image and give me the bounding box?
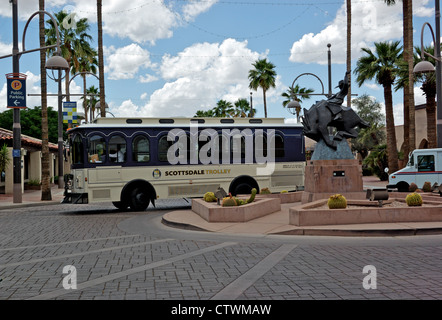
[129,187,149,211]
[397,182,409,193]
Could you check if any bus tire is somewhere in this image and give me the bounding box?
[397,182,409,193]
[122,180,156,211]
[129,186,149,211]
[112,201,128,210]
[229,176,259,196]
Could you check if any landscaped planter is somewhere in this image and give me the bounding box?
[192,198,281,222]
[289,198,442,226]
[254,191,303,204]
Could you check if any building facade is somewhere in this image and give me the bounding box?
[0,127,62,194]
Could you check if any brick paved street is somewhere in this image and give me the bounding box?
[1,200,442,307]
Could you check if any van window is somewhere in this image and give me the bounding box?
[417,155,435,172]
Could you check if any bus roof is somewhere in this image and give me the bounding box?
[73,117,303,128]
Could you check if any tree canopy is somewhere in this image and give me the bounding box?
[0,107,68,144]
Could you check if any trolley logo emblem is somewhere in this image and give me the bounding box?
[152,169,161,179]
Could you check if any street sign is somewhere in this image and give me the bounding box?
[6,73,27,109]
[63,101,78,124]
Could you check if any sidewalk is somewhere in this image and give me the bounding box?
[5,176,439,237]
[0,185,65,210]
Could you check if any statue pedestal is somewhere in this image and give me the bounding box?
[301,159,365,203]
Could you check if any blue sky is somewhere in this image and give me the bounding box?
[0,0,437,125]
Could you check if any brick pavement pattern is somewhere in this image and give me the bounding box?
[1,201,442,301]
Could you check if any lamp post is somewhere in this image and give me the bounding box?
[413,0,442,148]
[287,72,327,122]
[287,44,332,121]
[1,1,68,202]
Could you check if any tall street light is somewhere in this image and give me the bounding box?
[413,0,442,148]
[1,1,68,203]
[287,44,331,121]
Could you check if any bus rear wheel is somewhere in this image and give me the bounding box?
[129,187,150,211]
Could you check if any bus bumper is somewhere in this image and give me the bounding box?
[62,192,88,204]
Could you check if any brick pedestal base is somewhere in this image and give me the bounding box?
[301,159,365,203]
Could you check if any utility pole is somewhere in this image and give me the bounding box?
[11,0,22,203]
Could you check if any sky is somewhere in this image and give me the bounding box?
[0,0,438,126]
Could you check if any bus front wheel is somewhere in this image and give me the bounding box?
[129,187,149,211]
[112,201,128,210]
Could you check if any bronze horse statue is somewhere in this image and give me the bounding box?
[300,72,369,150]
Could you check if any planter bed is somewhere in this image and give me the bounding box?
[192,198,281,222]
[290,198,442,226]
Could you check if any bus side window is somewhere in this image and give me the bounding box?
[132,135,150,162]
[274,134,285,158]
[71,134,84,164]
[158,136,173,162]
[109,135,126,163]
[88,135,106,163]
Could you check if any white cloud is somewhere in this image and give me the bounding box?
[110,38,273,118]
[105,43,154,80]
[0,39,11,56]
[65,0,217,44]
[139,74,158,84]
[393,102,404,126]
[289,0,433,65]
[364,83,381,91]
[181,0,218,22]
[414,85,427,105]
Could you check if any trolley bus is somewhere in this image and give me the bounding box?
[63,117,306,210]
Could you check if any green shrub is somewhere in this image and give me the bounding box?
[327,194,347,209]
[203,192,217,202]
[405,193,423,206]
[260,187,271,194]
[222,195,238,207]
[246,188,257,203]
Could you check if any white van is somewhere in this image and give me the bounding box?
[387,148,442,192]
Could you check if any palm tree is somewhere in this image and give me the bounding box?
[213,100,234,117]
[281,84,314,122]
[74,53,98,123]
[39,0,51,201]
[194,109,214,117]
[45,10,94,102]
[248,58,277,118]
[81,85,100,122]
[97,0,106,118]
[384,0,415,157]
[354,41,402,174]
[233,98,255,117]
